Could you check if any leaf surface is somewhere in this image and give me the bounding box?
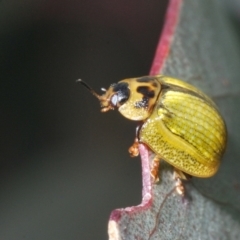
[108,0,240,239]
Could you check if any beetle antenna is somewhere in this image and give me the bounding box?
[76,79,102,100]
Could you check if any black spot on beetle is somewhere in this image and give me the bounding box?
[152,82,158,88]
[135,97,149,109]
[112,82,130,105]
[137,86,155,98]
[112,82,129,92]
[136,76,155,83]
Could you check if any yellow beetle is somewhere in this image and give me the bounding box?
[78,75,227,194]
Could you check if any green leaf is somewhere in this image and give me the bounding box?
[108,0,240,239]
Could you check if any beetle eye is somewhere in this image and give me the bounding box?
[111,94,118,106]
[111,82,130,106]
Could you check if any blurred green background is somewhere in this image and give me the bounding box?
[0,0,168,239]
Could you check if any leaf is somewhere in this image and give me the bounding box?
[108,0,240,239]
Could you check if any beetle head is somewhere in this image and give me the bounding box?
[77,79,129,112]
[115,77,161,120]
[78,76,161,121]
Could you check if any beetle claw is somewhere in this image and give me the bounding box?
[129,138,139,157]
[151,156,160,183]
[173,169,189,196]
[175,178,185,196]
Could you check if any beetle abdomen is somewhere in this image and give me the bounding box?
[163,91,226,160]
[139,79,227,177]
[140,115,219,177]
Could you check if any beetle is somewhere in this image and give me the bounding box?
[78,75,227,195]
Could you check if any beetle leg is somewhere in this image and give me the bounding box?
[151,156,160,183]
[173,169,190,196]
[129,125,142,157]
[128,138,139,157]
